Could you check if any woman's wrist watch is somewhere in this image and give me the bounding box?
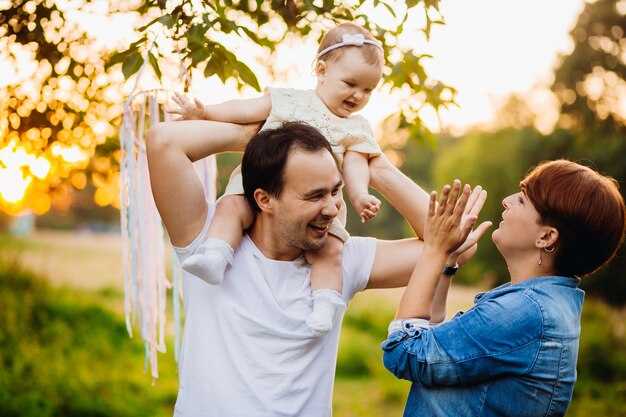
[442,263,459,276]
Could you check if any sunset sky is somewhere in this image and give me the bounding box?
[0,0,591,213]
[171,0,589,136]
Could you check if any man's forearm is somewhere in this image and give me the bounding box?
[368,155,429,239]
[149,120,251,162]
[146,120,253,247]
[343,151,371,207]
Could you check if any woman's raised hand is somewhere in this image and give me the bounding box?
[424,180,478,255]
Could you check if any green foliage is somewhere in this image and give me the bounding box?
[2,255,625,416]
[552,0,626,134]
[335,294,411,415]
[568,302,626,416]
[337,290,626,416]
[0,262,177,417]
[108,0,456,144]
[428,126,626,304]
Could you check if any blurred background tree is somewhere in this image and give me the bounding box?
[2,0,626,415]
[552,0,626,135]
[0,1,128,217]
[432,0,626,305]
[1,0,456,223]
[2,1,625,303]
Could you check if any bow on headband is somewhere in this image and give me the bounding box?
[317,33,383,59]
[341,33,366,46]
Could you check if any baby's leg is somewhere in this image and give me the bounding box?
[306,235,346,336]
[182,195,253,285]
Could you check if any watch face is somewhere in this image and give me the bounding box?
[443,264,459,276]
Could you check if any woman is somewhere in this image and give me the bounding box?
[382,160,626,417]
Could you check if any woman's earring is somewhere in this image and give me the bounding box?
[538,244,555,265]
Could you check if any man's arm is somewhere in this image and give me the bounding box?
[146,120,255,247]
[364,153,431,289]
[366,183,490,291]
[368,153,430,239]
[366,238,422,289]
[367,239,461,324]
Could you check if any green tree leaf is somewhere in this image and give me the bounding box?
[148,51,162,80]
[122,51,144,80]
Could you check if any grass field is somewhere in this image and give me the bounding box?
[3,229,624,416]
[0,229,480,416]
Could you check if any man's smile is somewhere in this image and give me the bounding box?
[308,221,331,235]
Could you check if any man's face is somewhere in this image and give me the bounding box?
[271,148,343,252]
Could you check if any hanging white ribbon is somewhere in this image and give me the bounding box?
[119,43,217,381]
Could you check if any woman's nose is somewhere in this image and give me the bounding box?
[502,195,512,209]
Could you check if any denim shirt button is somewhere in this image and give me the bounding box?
[403,321,419,337]
[474,292,486,303]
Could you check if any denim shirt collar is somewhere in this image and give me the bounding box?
[474,275,581,303]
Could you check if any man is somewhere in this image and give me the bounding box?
[147,120,484,416]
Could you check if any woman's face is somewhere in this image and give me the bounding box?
[492,191,545,256]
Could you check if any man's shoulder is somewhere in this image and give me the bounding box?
[345,235,376,245]
[343,236,377,263]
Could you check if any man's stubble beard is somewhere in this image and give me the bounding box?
[277,218,328,252]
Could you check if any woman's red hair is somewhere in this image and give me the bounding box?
[521,160,626,277]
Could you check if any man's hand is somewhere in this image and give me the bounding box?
[242,122,263,141]
[167,92,209,120]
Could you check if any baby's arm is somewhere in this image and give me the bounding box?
[170,92,271,124]
[343,151,381,223]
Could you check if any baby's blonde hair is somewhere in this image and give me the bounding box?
[317,22,383,67]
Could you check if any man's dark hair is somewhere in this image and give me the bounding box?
[241,122,334,213]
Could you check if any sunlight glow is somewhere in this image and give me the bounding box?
[0,0,592,216]
[0,167,32,203]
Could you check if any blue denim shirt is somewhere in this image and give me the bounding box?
[382,276,584,417]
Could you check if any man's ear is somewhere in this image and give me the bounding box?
[254,189,273,213]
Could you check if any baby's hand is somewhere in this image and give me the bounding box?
[355,194,381,223]
[167,92,208,120]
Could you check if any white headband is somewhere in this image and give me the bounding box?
[316,33,383,59]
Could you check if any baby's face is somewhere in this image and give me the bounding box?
[315,48,382,118]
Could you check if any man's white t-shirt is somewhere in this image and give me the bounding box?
[173,205,377,417]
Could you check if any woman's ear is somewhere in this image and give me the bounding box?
[254,189,272,213]
[536,227,559,249]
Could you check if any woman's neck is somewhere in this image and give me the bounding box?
[507,261,555,284]
[506,253,557,284]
